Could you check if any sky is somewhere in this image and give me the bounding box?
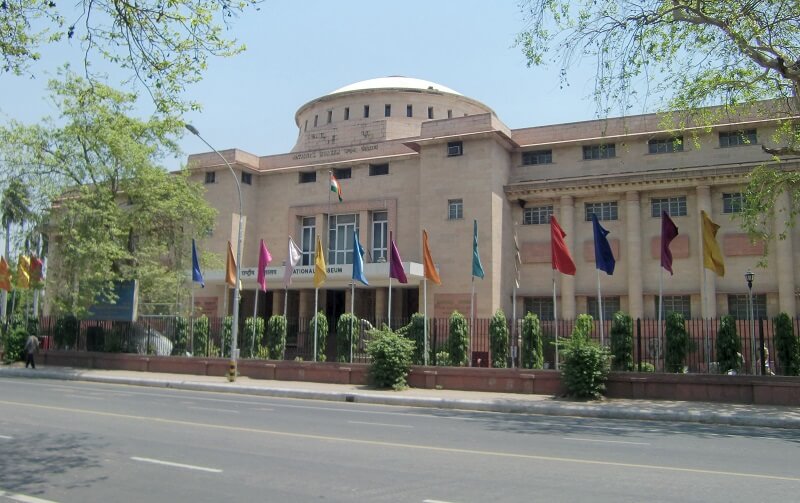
[0,0,631,174]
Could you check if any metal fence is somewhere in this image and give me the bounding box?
[29,314,800,375]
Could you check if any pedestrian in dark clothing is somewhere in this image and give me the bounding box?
[24,335,39,369]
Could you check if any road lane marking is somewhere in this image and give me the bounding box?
[187,406,240,414]
[424,500,458,503]
[563,437,650,446]
[0,489,60,503]
[0,435,13,440]
[2,399,798,483]
[347,420,414,428]
[256,407,274,411]
[130,456,222,473]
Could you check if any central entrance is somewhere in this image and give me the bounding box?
[325,290,346,360]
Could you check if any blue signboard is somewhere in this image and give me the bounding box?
[87,280,139,321]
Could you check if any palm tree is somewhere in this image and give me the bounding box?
[1,179,31,321]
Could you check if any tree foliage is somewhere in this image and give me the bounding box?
[716,315,742,373]
[665,312,691,373]
[520,311,543,369]
[609,311,634,371]
[447,311,469,367]
[489,309,509,368]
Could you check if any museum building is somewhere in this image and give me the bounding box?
[186,76,800,325]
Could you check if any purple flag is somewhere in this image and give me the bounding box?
[661,211,679,275]
[389,233,407,284]
[257,239,272,292]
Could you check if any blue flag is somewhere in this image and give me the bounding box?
[472,219,485,279]
[352,230,368,286]
[191,239,205,287]
[591,213,615,275]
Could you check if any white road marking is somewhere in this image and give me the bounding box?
[187,406,239,414]
[130,456,222,473]
[0,489,60,503]
[347,420,413,429]
[0,435,13,440]
[63,393,104,400]
[423,499,458,503]
[256,407,274,411]
[563,437,650,446]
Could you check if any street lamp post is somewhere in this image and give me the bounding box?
[745,269,755,375]
[186,124,244,382]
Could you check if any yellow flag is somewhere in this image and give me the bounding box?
[701,210,725,277]
[0,256,11,291]
[225,241,237,287]
[17,255,30,289]
[422,230,441,285]
[314,235,327,288]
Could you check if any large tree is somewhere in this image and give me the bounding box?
[1,0,260,113]
[0,72,216,316]
[516,0,800,241]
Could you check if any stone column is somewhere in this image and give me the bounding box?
[696,185,716,317]
[299,290,313,319]
[626,191,644,318]
[272,291,285,318]
[560,195,576,319]
[774,190,796,316]
[375,288,388,323]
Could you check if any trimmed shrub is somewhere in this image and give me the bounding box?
[489,309,509,368]
[172,316,189,355]
[716,315,742,374]
[434,350,451,366]
[54,315,79,349]
[366,327,415,390]
[396,313,426,365]
[561,314,610,399]
[639,362,655,372]
[447,311,469,366]
[774,312,799,376]
[2,325,27,362]
[610,311,634,371]
[310,311,328,362]
[192,315,214,356]
[221,316,233,357]
[265,315,287,360]
[665,312,692,373]
[521,312,543,369]
[243,317,265,358]
[336,312,359,362]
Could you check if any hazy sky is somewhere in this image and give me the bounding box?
[0,0,642,173]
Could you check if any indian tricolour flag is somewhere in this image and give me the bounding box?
[330,172,343,202]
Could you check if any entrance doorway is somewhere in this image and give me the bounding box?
[326,290,346,360]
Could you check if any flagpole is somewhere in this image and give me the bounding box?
[659,266,664,370]
[423,277,429,366]
[703,267,709,373]
[251,289,259,357]
[596,268,604,346]
[350,280,355,364]
[470,276,475,367]
[190,288,195,355]
[313,287,319,362]
[552,269,559,371]
[223,285,229,357]
[388,276,393,329]
[512,282,517,369]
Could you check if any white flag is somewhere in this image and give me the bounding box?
[283,236,302,287]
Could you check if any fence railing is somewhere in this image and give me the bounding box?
[25,314,800,375]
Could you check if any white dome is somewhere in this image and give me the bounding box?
[329,76,461,96]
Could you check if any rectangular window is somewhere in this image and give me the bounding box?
[428,106,434,119]
[728,294,767,320]
[371,211,388,263]
[369,163,389,176]
[344,107,350,120]
[363,105,370,118]
[328,214,359,265]
[448,199,463,220]
[241,172,252,185]
[204,171,216,184]
[522,150,553,165]
[301,217,315,266]
[304,120,308,132]
[723,192,744,214]
[299,171,316,184]
[406,104,413,117]
[585,201,618,221]
[523,205,553,225]
[313,115,318,128]
[447,109,453,119]
[651,196,687,217]
[326,110,332,124]
[447,141,463,157]
[384,104,391,117]
[719,129,757,147]
[582,144,616,160]
[587,296,621,321]
[655,295,692,319]
[333,167,351,180]
[524,297,554,321]
[648,137,684,154]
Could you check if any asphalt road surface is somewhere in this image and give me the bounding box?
[0,376,798,502]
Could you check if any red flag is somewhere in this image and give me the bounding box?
[550,216,576,275]
[256,239,272,292]
[30,256,44,287]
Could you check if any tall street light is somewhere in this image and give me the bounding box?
[744,269,755,375]
[186,124,244,382]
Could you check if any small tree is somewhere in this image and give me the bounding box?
[243,317,265,359]
[336,312,359,363]
[521,312,543,369]
[172,316,189,355]
[310,311,328,362]
[561,314,610,399]
[192,315,213,357]
[366,327,415,390]
[489,309,509,368]
[716,315,742,374]
[774,312,800,376]
[447,311,469,367]
[609,311,634,371]
[665,312,692,373]
[265,315,287,360]
[396,313,426,365]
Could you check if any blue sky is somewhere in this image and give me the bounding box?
[0,0,632,173]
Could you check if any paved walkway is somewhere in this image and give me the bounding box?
[2,364,799,429]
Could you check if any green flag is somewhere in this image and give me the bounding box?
[472,219,484,279]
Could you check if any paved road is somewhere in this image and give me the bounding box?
[1,376,798,502]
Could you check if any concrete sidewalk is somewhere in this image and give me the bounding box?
[2,364,799,429]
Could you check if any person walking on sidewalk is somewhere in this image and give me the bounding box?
[24,334,39,369]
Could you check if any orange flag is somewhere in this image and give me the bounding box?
[0,256,11,291]
[422,230,441,285]
[225,241,237,287]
